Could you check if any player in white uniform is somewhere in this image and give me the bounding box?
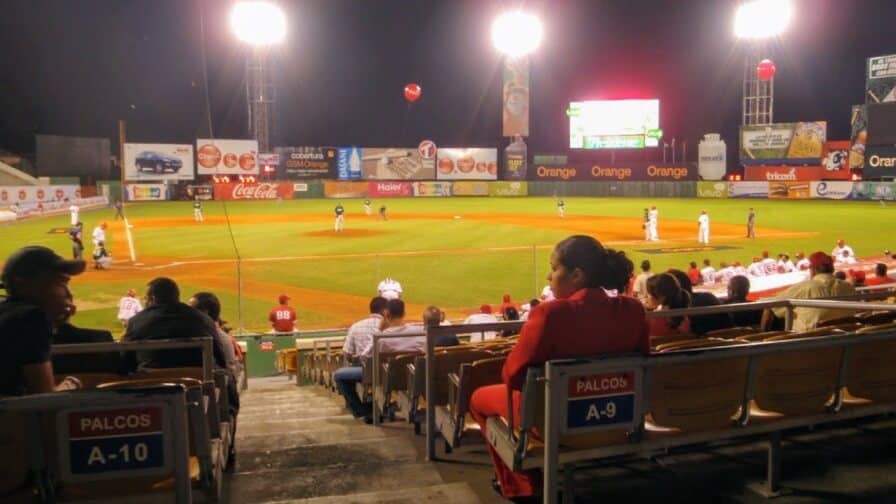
[747,257,766,277]
[795,252,811,271]
[334,203,345,232]
[778,254,796,273]
[700,259,716,285]
[92,222,107,248]
[69,202,80,226]
[760,251,778,275]
[193,197,204,222]
[364,199,372,215]
[556,199,565,218]
[831,239,855,260]
[648,205,659,241]
[697,210,710,244]
[117,289,143,328]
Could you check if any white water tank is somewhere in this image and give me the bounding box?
[698,133,727,180]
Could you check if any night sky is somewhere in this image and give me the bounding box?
[1,0,896,167]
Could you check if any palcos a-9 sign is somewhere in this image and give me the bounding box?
[568,99,662,149]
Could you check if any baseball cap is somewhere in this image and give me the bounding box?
[480,304,492,314]
[849,269,866,282]
[1,246,85,290]
[808,251,833,270]
[278,294,290,304]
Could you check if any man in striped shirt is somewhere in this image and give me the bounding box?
[334,297,389,420]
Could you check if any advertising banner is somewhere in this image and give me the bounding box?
[125,183,168,201]
[412,181,452,197]
[867,54,896,104]
[867,103,896,145]
[743,165,850,182]
[503,58,529,137]
[436,148,498,180]
[336,147,363,180]
[727,181,769,198]
[696,181,729,198]
[124,143,194,181]
[275,147,337,179]
[213,182,293,200]
[452,181,490,196]
[850,181,896,201]
[529,163,697,182]
[810,181,857,200]
[367,181,413,198]
[532,153,568,166]
[196,139,259,175]
[821,141,851,175]
[739,122,827,164]
[768,181,811,200]
[504,137,528,180]
[850,105,867,169]
[0,185,80,204]
[488,181,528,197]
[358,148,436,180]
[863,145,896,179]
[324,181,368,198]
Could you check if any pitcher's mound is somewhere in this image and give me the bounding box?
[303,229,386,238]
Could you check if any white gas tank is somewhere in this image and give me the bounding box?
[698,133,727,180]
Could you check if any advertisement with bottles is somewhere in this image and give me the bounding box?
[337,147,363,180]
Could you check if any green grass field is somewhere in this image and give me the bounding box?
[2,196,892,335]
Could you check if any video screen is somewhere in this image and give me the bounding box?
[568,99,661,149]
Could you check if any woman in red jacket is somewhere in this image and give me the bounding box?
[645,272,692,338]
[469,235,650,500]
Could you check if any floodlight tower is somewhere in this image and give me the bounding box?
[491,10,543,138]
[734,0,792,125]
[230,1,286,153]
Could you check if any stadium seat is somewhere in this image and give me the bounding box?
[377,352,422,421]
[749,344,842,420]
[856,311,896,326]
[436,356,506,449]
[843,332,896,404]
[705,326,758,339]
[653,338,741,353]
[649,333,696,348]
[817,315,861,329]
[54,372,125,389]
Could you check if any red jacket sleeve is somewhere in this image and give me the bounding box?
[502,303,550,390]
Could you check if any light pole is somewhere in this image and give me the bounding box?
[230,1,287,153]
[734,0,792,125]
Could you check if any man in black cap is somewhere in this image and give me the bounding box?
[0,246,85,395]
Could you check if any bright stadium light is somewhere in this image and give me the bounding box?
[734,0,792,39]
[230,1,287,46]
[491,11,544,58]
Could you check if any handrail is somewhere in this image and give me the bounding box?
[52,338,215,383]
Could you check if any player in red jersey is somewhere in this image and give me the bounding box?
[269,294,297,333]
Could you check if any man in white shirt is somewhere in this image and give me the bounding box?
[835,249,857,265]
[747,257,766,277]
[373,299,426,354]
[333,297,389,420]
[117,289,143,328]
[795,252,811,271]
[633,260,653,305]
[92,222,107,247]
[697,210,710,244]
[777,254,796,273]
[463,304,499,342]
[700,259,716,285]
[648,205,659,241]
[831,239,855,260]
[760,251,778,275]
[69,201,79,226]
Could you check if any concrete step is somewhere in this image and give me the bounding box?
[268,482,483,504]
[237,417,405,442]
[235,437,418,473]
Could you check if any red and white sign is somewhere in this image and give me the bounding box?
[0,185,81,204]
[436,148,499,180]
[418,140,437,159]
[69,407,163,438]
[567,371,636,399]
[367,181,413,198]
[196,139,259,175]
[744,165,851,182]
[213,182,293,200]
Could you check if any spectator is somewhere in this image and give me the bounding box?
[0,246,85,395]
[501,306,521,337]
[866,263,893,287]
[469,235,647,501]
[439,309,451,326]
[834,271,847,281]
[52,287,119,375]
[122,277,228,372]
[463,304,499,342]
[725,275,762,327]
[761,252,857,332]
[519,299,539,321]
[371,299,425,353]
[687,261,701,286]
[498,293,518,314]
[836,249,857,265]
[669,269,733,335]
[334,297,389,420]
[700,259,716,285]
[646,273,692,338]
[424,305,459,346]
[633,260,653,304]
[269,294,297,333]
[540,284,555,301]
[117,288,143,328]
[848,270,867,288]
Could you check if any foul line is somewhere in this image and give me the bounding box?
[124,216,137,262]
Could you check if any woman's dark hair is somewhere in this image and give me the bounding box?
[553,235,633,293]
[646,273,691,329]
[192,291,221,322]
[503,306,519,321]
[666,269,694,293]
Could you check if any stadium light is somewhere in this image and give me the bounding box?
[230,1,287,46]
[734,0,792,39]
[491,11,543,58]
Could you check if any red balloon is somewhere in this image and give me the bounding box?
[404,83,421,103]
[756,59,776,81]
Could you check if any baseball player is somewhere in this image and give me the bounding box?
[193,197,204,222]
[269,294,297,333]
[760,251,778,275]
[556,199,565,218]
[334,202,345,232]
[795,252,811,271]
[92,222,107,248]
[648,205,659,241]
[117,289,143,327]
[700,259,716,285]
[642,208,650,240]
[831,239,855,260]
[69,200,80,226]
[747,257,766,277]
[69,222,84,260]
[379,204,388,221]
[697,209,710,244]
[746,208,756,239]
[364,199,372,215]
[114,200,124,220]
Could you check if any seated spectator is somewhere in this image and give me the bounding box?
[687,261,701,286]
[761,252,857,332]
[700,259,716,285]
[469,235,648,500]
[836,249,857,265]
[668,269,733,335]
[463,304,499,342]
[268,294,297,333]
[498,293,518,314]
[633,260,653,304]
[646,273,692,337]
[424,305,459,346]
[334,297,389,420]
[122,277,228,372]
[848,270,867,288]
[439,309,451,325]
[866,263,894,287]
[725,275,762,327]
[0,246,85,395]
[52,287,120,375]
[834,271,848,281]
[501,306,521,337]
[371,299,425,354]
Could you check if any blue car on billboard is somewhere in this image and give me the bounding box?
[135,151,183,174]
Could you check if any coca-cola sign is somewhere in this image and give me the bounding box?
[214,182,293,201]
